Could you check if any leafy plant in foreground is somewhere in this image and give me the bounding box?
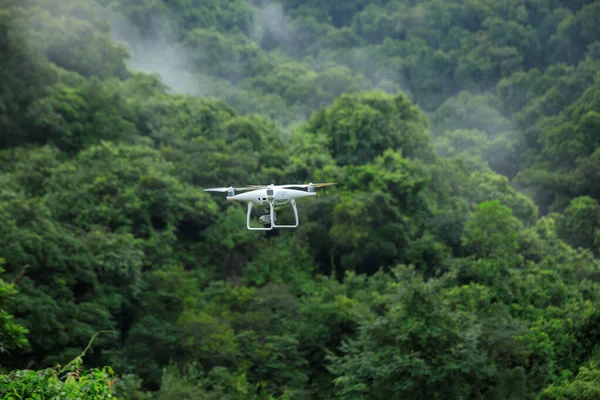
[0,331,120,399]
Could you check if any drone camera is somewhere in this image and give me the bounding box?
[259,214,273,224]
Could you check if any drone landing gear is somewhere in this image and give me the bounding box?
[246,199,299,230]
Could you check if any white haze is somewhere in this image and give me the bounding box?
[250,1,296,48]
[93,0,418,132]
[96,0,311,131]
[98,1,301,100]
[98,8,205,96]
[95,0,517,166]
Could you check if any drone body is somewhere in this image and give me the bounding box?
[204,183,334,230]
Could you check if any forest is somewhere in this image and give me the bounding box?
[1,0,599,398]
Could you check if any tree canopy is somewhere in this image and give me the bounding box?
[1,0,599,398]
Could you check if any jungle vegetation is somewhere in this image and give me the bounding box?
[1,0,600,398]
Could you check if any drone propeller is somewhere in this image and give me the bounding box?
[280,182,337,189]
[204,186,257,192]
[245,183,336,189]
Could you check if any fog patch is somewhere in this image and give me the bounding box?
[250,2,297,51]
[98,8,204,96]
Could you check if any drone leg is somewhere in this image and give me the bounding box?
[247,202,273,231]
[273,199,299,228]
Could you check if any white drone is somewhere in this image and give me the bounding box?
[204,183,335,230]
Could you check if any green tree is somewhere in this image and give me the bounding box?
[0,260,29,360]
[303,90,432,166]
[327,265,523,400]
[539,355,600,400]
[461,200,522,261]
[554,196,600,254]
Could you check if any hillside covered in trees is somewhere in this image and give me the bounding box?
[1,0,600,398]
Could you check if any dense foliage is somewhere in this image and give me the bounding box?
[1,0,599,398]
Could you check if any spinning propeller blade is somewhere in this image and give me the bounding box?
[203,186,256,192]
[280,182,337,188]
[204,183,336,192]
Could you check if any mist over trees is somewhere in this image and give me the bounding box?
[1,0,599,398]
